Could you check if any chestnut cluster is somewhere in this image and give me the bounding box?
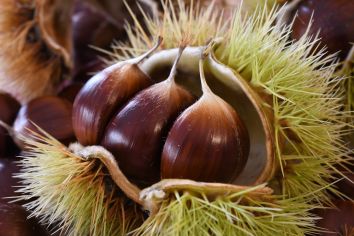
[73,41,250,186]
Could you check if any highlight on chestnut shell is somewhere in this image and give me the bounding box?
[102,45,196,185]
[72,37,163,146]
[161,51,250,183]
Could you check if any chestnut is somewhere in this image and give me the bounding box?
[13,96,74,149]
[102,46,196,185]
[0,93,20,157]
[313,200,354,236]
[0,158,21,202]
[73,38,162,146]
[161,56,250,183]
[71,0,156,82]
[57,81,84,103]
[290,0,354,60]
[0,202,48,236]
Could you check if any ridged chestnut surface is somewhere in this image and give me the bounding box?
[13,96,74,149]
[73,63,153,145]
[102,47,195,185]
[161,59,250,183]
[73,38,162,146]
[57,81,83,103]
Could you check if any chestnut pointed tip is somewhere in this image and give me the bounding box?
[161,94,250,183]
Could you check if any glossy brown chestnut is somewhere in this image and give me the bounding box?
[291,0,354,60]
[13,96,74,149]
[102,47,195,185]
[0,93,21,157]
[73,38,162,146]
[161,59,250,183]
[0,202,49,236]
[71,0,155,82]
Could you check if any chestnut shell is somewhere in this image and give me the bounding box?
[13,96,74,149]
[102,80,195,185]
[0,202,48,236]
[291,0,354,60]
[0,158,21,202]
[161,95,250,183]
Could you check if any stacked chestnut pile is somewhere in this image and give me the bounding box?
[73,41,250,186]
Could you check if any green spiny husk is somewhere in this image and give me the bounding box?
[133,185,319,236]
[15,132,144,236]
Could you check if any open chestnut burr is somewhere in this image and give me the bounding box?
[12,1,352,235]
[73,41,274,186]
[73,37,162,146]
[16,42,277,236]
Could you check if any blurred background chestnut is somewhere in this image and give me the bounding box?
[13,96,74,149]
[0,157,21,202]
[0,93,20,157]
[290,0,354,60]
[0,202,49,236]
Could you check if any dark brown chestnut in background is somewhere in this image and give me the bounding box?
[291,0,354,60]
[13,96,74,149]
[72,0,157,82]
[0,202,49,236]
[0,158,21,202]
[0,93,20,157]
[313,200,354,236]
